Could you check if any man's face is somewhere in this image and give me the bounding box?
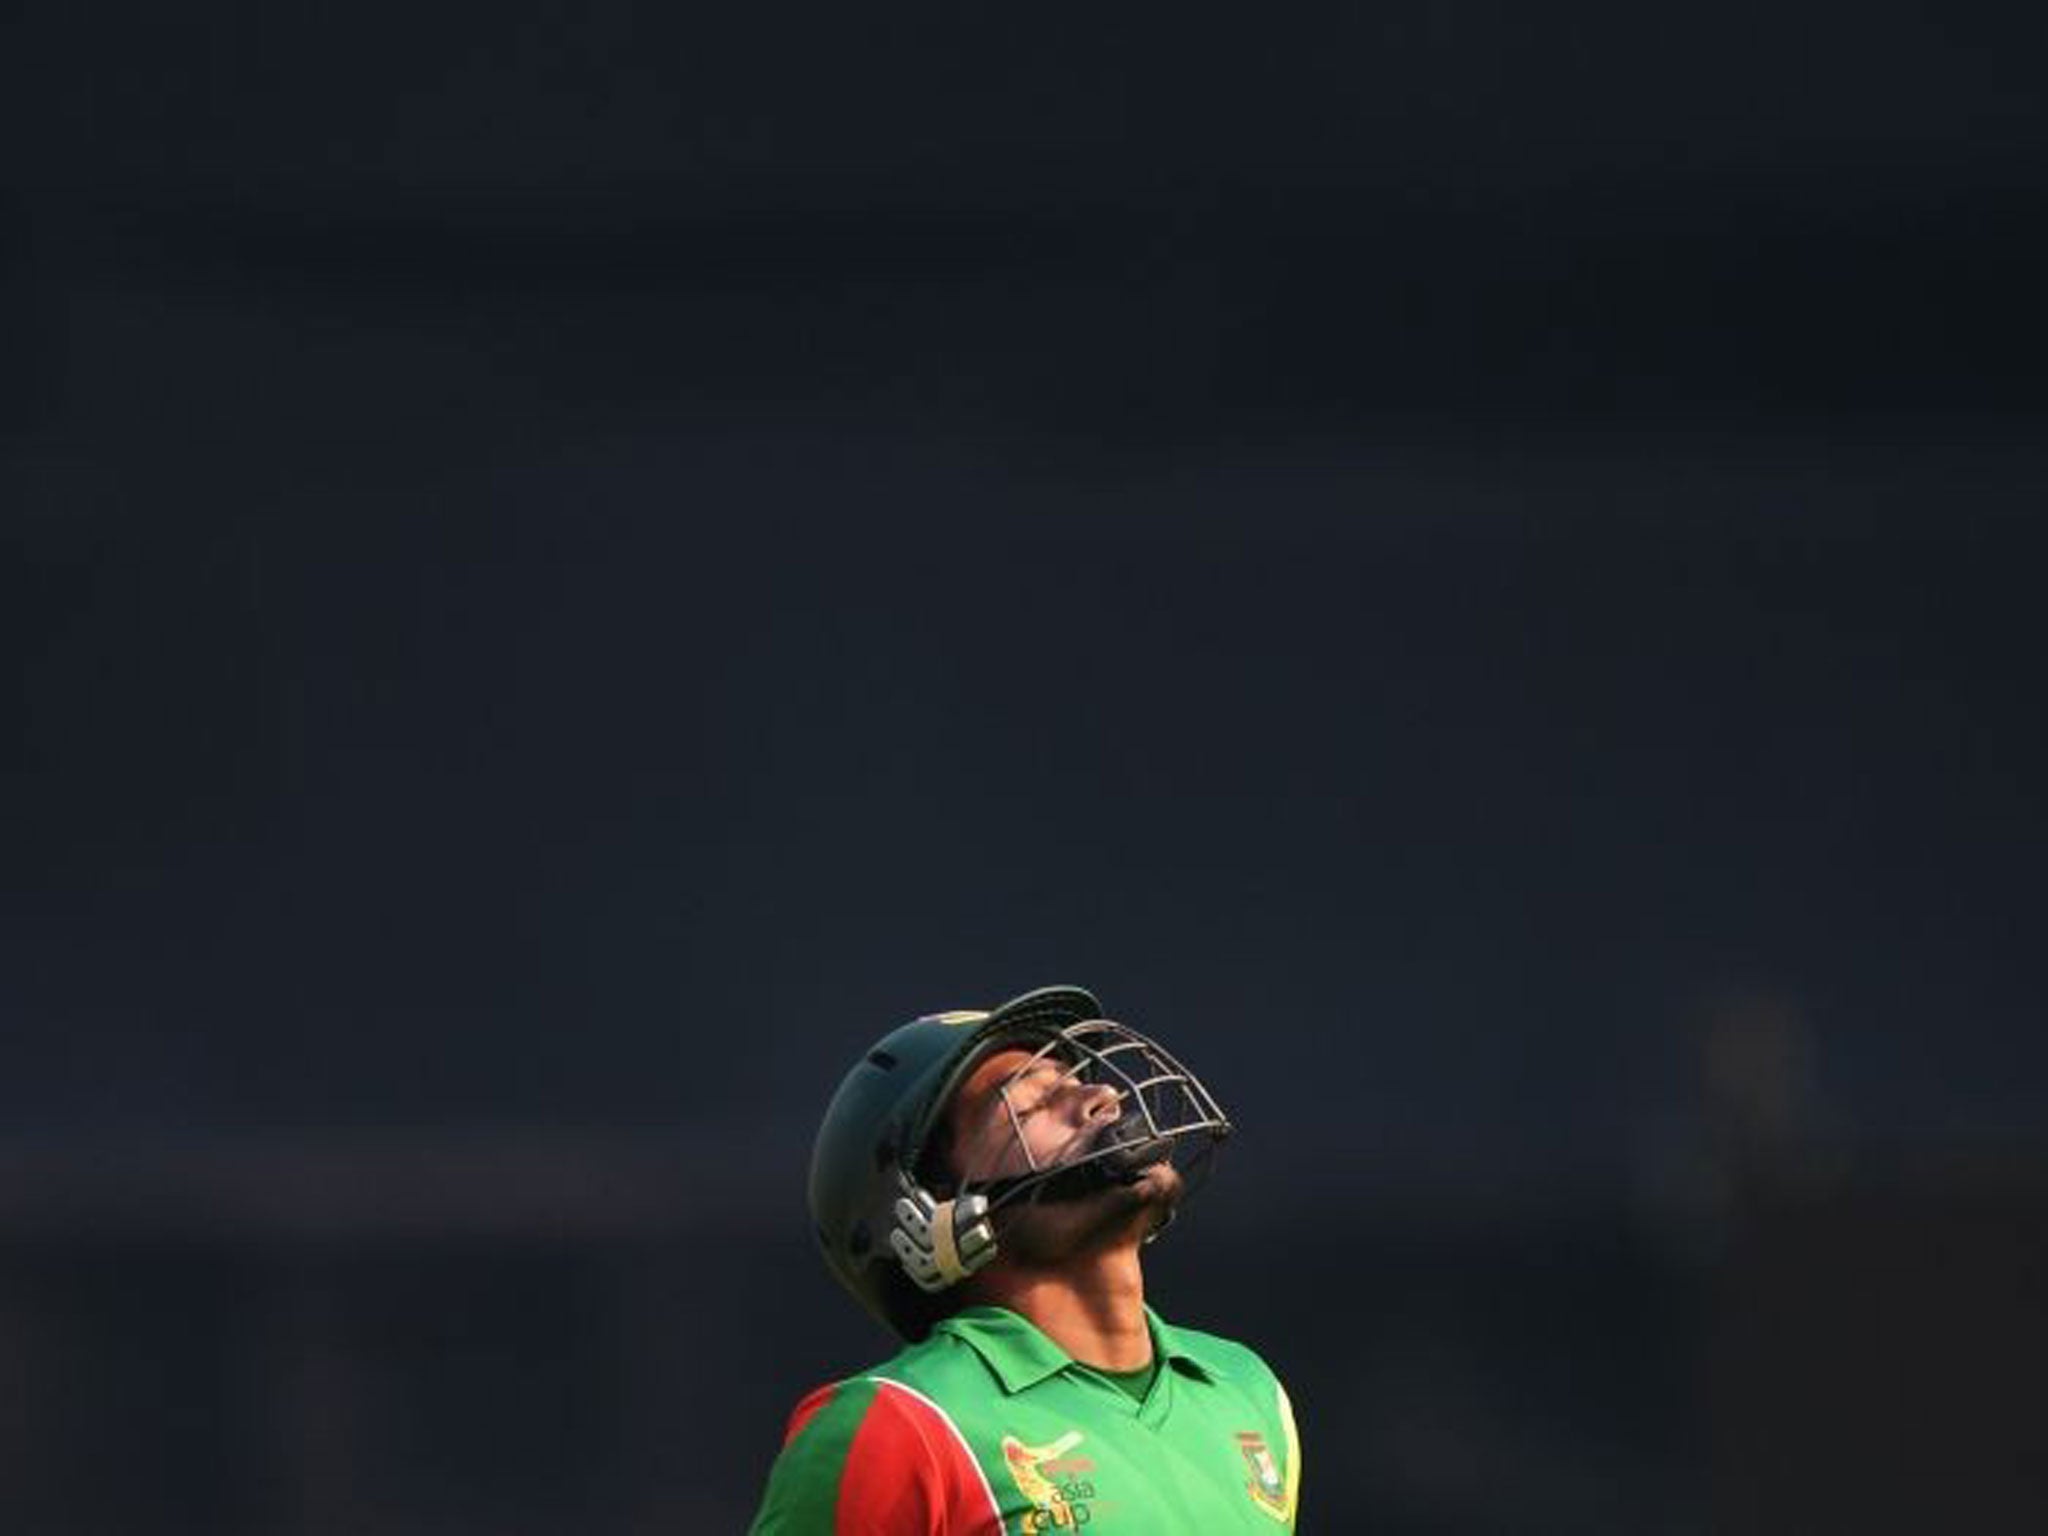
[946,1046,1125,1185]
[941,1043,1185,1265]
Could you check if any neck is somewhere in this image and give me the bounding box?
[971,1241,1153,1371]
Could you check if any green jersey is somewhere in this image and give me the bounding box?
[749,1305,1302,1534]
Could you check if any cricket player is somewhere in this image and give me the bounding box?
[748,985,1302,1532]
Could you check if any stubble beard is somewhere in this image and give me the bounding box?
[996,1159,1185,1270]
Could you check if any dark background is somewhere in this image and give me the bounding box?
[6,3,2047,1531]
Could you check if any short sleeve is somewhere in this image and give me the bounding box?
[747,1377,1000,1535]
[1274,1377,1303,1529]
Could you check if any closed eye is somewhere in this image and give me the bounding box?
[1003,1063,1068,1117]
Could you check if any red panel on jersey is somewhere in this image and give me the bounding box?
[835,1381,999,1535]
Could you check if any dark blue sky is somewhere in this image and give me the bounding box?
[11,426,2047,1178]
[6,0,2047,1176]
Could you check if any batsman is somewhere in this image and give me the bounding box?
[748,985,1302,1532]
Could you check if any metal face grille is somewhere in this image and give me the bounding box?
[969,1017,1233,1205]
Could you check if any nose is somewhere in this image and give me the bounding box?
[1075,1081,1123,1124]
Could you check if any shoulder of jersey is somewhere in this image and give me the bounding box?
[868,1323,995,1402]
[781,1330,983,1448]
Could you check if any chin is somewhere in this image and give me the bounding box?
[1002,1165,1184,1265]
[1126,1157,1185,1200]
[1108,1159,1185,1233]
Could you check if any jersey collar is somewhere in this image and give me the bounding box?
[935,1304,1224,1395]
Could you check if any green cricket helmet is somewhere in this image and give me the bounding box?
[808,985,1232,1341]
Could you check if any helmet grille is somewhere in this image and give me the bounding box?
[959,1017,1233,1205]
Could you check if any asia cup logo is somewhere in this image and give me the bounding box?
[1000,1429,1097,1530]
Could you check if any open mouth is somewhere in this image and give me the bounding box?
[1090,1111,1174,1179]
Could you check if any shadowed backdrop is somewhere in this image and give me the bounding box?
[5,1,2047,1530]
